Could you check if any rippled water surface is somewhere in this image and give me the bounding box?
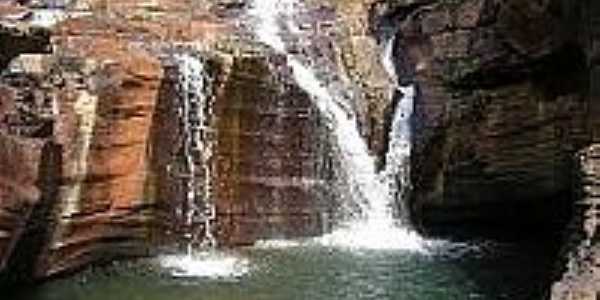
[9,236,557,300]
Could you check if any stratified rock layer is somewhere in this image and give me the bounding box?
[0,17,162,282]
[212,55,335,245]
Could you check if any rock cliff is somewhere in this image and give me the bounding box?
[0,15,162,284]
[372,0,592,228]
[369,0,599,298]
[0,0,349,281]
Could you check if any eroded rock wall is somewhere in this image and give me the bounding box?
[371,0,593,226]
[0,17,162,282]
[212,55,337,245]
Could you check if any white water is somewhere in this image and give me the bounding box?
[159,251,250,278]
[248,0,426,251]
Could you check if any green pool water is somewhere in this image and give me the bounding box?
[7,234,558,300]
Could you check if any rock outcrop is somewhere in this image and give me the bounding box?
[552,145,600,300]
[370,0,600,298]
[370,0,593,227]
[0,16,162,283]
[211,55,336,245]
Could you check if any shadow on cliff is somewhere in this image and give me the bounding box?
[0,142,62,290]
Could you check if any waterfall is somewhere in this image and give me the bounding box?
[381,35,416,223]
[247,0,424,250]
[159,52,250,278]
[170,52,217,252]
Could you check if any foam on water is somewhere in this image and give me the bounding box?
[158,251,250,278]
[254,239,303,249]
[315,224,427,252]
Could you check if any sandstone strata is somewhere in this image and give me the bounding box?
[0,15,162,283]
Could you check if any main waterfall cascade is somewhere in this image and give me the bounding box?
[247,0,425,250]
[161,0,427,277]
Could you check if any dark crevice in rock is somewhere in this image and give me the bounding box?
[0,26,50,72]
[0,142,62,289]
[447,43,588,90]
[369,0,437,41]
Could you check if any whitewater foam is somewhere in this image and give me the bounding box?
[158,251,250,278]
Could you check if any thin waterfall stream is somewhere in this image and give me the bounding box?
[170,52,217,253]
[158,52,250,278]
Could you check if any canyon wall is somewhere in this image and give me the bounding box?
[0,16,162,284]
[371,0,599,298]
[371,0,593,228]
[0,0,346,281]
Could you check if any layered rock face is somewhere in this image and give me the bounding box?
[370,0,593,226]
[0,0,353,279]
[150,50,339,247]
[212,55,335,245]
[37,20,161,277]
[0,16,162,282]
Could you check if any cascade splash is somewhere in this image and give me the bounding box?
[247,0,426,250]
